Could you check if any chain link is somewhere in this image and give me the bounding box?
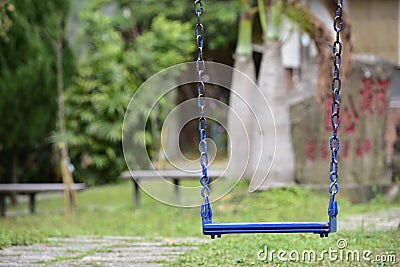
[329,0,343,202]
[195,0,212,223]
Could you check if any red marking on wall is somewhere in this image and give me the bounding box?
[304,138,370,161]
[324,96,332,132]
[305,77,389,162]
[343,140,350,159]
[354,138,372,158]
[348,95,359,122]
[342,108,356,135]
[320,140,329,160]
[375,80,389,117]
[355,138,363,158]
[364,139,372,155]
[377,79,391,91]
[360,78,374,116]
[340,95,359,136]
[305,141,315,161]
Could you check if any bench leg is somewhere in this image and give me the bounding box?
[69,190,74,212]
[29,194,36,214]
[0,195,5,217]
[133,180,140,206]
[173,179,180,203]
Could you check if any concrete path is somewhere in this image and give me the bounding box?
[0,236,209,267]
[340,207,400,231]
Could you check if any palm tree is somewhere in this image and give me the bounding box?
[249,0,296,190]
[227,0,258,178]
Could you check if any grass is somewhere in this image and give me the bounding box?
[168,231,399,266]
[0,180,399,266]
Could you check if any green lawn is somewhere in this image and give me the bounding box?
[1,180,399,266]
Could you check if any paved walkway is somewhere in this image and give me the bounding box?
[340,207,400,231]
[1,208,399,266]
[0,236,209,267]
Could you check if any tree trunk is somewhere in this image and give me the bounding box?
[227,10,257,178]
[56,41,68,159]
[227,55,256,178]
[249,40,295,191]
[10,146,18,204]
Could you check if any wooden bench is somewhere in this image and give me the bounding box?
[121,169,224,205]
[0,183,87,217]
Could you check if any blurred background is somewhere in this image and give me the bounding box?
[0,0,399,202]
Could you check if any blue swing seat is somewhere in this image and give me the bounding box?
[200,194,338,239]
[203,220,334,239]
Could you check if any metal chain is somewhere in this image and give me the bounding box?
[329,0,343,204]
[195,0,212,223]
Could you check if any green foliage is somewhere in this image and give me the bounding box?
[0,0,75,182]
[0,0,13,41]
[66,11,131,184]
[127,15,194,76]
[236,14,253,56]
[203,1,240,50]
[66,9,195,184]
[266,0,283,41]
[112,0,240,51]
[282,1,315,38]
[0,1,55,148]
[0,229,43,249]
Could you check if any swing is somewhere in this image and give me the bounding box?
[194,0,343,239]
